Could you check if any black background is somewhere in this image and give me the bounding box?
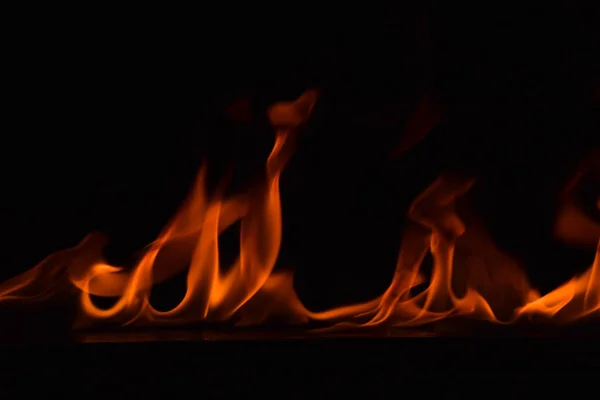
[2,3,599,314]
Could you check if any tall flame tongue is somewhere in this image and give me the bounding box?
[0,88,599,332]
[70,88,321,327]
[0,89,320,328]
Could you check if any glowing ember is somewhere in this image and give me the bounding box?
[0,89,598,331]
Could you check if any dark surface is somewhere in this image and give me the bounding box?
[2,334,599,397]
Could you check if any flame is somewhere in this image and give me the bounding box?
[554,149,600,247]
[1,88,599,332]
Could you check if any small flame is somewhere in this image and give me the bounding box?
[0,88,598,332]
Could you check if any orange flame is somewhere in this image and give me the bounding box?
[0,89,598,332]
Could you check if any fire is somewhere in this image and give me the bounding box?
[0,89,598,332]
